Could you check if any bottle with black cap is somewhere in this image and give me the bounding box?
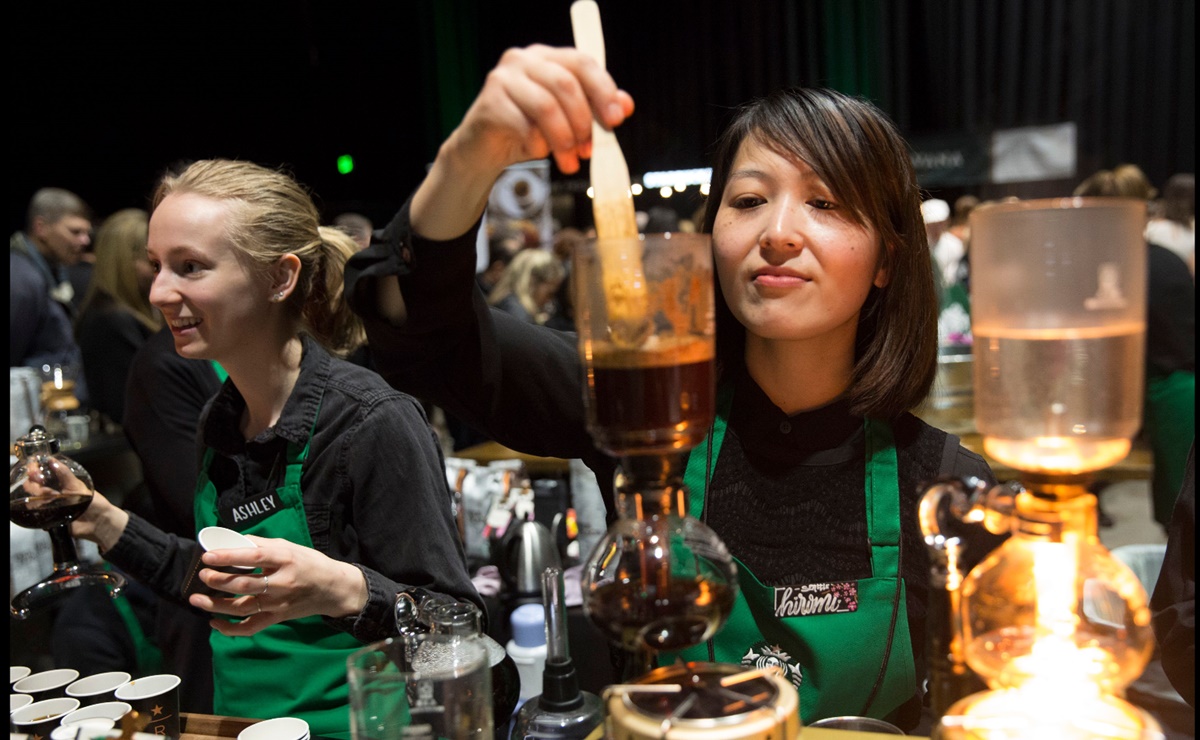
[509,566,604,740]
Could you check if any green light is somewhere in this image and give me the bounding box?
[336,155,355,175]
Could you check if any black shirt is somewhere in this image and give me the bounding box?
[123,326,224,538]
[1146,241,1195,378]
[76,292,156,426]
[105,335,481,643]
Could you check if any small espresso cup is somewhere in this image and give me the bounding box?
[12,693,35,714]
[51,717,115,740]
[60,701,132,727]
[115,675,181,738]
[11,697,80,739]
[237,717,311,740]
[182,527,259,598]
[13,669,80,703]
[66,672,130,707]
[11,667,32,686]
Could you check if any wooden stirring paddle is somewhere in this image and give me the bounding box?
[571,0,650,347]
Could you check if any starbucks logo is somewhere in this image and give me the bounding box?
[742,642,803,689]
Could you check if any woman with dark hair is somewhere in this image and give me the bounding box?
[347,46,999,730]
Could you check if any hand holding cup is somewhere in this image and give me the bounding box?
[187,533,367,637]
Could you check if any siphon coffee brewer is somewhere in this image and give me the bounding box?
[9,425,125,618]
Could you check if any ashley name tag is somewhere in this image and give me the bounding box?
[220,491,282,528]
[774,581,859,617]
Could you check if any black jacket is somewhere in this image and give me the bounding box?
[105,335,481,643]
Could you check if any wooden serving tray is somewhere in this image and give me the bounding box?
[178,713,258,740]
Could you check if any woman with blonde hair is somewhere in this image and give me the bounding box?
[487,246,565,324]
[75,207,160,424]
[71,159,480,734]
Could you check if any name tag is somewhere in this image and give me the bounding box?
[220,491,283,529]
[773,581,859,617]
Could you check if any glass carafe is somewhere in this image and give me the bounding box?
[427,601,521,739]
[9,425,124,618]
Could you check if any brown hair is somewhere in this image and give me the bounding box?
[27,187,91,230]
[1162,173,1194,226]
[78,208,160,332]
[703,87,936,418]
[152,160,365,355]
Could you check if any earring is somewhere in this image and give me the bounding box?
[271,291,285,302]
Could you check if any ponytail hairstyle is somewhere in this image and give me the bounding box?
[152,159,366,355]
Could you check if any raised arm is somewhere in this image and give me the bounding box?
[413,45,632,240]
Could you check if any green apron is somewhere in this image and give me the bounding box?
[668,385,916,724]
[1145,370,1196,526]
[194,390,361,737]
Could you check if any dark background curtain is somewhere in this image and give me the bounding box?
[9,0,1193,231]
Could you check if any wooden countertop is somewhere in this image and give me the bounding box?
[179,713,258,740]
[175,712,923,739]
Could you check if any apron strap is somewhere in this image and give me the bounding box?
[684,382,734,518]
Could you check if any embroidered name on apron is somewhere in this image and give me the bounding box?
[221,491,282,528]
[774,581,859,617]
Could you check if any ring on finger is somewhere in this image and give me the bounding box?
[260,575,270,596]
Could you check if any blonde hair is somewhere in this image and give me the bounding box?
[487,248,565,321]
[152,160,365,355]
[78,208,160,332]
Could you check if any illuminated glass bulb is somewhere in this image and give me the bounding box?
[934,483,1162,740]
[581,457,737,657]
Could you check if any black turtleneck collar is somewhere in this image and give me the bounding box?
[726,365,864,465]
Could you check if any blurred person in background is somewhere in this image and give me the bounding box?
[920,197,950,251]
[487,246,565,325]
[1076,165,1195,530]
[546,226,585,332]
[75,208,161,426]
[332,212,373,251]
[10,187,92,405]
[1146,173,1195,276]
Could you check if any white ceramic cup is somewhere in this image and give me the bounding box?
[60,701,132,726]
[13,669,80,702]
[65,672,131,706]
[51,717,115,740]
[237,717,311,740]
[11,693,35,713]
[11,666,32,686]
